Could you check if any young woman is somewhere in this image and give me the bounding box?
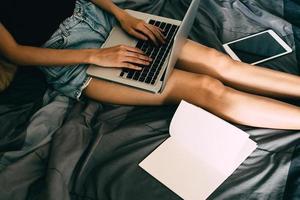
[1,0,300,130]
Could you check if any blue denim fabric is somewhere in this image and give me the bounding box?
[39,0,116,100]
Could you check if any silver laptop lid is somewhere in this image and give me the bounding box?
[160,0,200,92]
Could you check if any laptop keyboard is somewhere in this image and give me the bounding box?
[119,19,179,85]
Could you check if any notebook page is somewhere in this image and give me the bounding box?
[140,138,228,200]
[169,101,252,174]
[139,101,257,199]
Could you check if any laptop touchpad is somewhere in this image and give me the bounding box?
[103,26,137,48]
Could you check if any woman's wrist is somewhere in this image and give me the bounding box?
[113,7,127,22]
[84,49,98,65]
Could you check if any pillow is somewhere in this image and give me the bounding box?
[0,56,17,92]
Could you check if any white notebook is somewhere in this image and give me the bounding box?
[139,101,257,200]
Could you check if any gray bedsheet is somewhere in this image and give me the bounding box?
[1,0,300,199]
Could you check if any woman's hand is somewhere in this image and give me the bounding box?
[116,10,165,46]
[89,45,152,70]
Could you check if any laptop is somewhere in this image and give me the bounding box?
[87,0,200,93]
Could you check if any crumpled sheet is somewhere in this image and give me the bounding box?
[0,0,300,199]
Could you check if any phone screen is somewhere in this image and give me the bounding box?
[227,32,287,64]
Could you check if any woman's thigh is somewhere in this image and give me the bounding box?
[83,69,221,106]
[176,39,232,79]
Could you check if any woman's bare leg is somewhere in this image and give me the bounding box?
[84,69,300,130]
[177,39,300,98]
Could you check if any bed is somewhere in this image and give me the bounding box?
[0,0,300,199]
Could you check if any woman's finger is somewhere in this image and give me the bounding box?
[125,51,152,61]
[145,24,165,44]
[123,56,151,66]
[136,25,159,46]
[129,29,148,41]
[123,63,142,70]
[123,45,145,55]
[156,26,166,39]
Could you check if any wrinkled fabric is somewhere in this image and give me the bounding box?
[0,0,300,200]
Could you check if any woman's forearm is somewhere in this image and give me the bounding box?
[7,44,94,67]
[90,0,126,21]
[0,23,94,67]
[89,0,165,45]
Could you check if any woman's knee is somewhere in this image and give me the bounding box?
[207,48,234,73]
[158,70,228,105]
[194,75,227,99]
[172,72,227,100]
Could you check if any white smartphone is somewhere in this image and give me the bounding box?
[223,30,292,65]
